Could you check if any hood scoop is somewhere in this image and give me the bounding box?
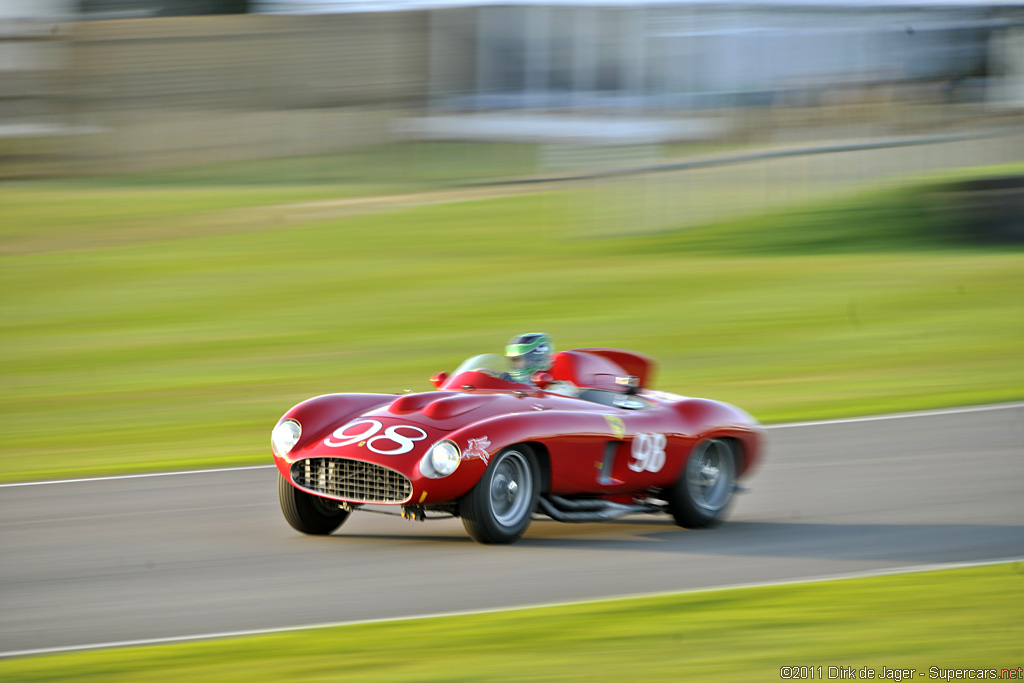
[420,394,499,421]
[388,392,447,415]
[386,392,499,422]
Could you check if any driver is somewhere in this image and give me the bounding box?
[504,333,580,397]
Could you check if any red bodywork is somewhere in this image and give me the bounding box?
[273,348,763,509]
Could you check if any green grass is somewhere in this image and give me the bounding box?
[2,563,1021,681]
[623,167,1024,255]
[1,165,1022,482]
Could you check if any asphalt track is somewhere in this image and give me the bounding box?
[2,404,1022,657]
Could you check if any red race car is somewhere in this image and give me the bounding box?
[272,347,763,544]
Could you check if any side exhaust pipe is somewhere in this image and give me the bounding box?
[537,494,664,523]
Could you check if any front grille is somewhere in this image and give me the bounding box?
[291,458,412,504]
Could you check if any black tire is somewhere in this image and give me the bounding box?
[460,446,539,544]
[278,473,350,535]
[666,438,736,529]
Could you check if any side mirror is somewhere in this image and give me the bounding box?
[531,371,554,389]
[430,371,448,389]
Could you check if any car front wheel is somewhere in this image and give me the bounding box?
[278,473,350,535]
[460,446,539,544]
[666,438,736,528]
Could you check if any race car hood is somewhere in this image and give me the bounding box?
[278,390,577,465]
[370,390,595,431]
[383,391,506,425]
[276,390,594,505]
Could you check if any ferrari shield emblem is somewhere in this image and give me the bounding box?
[604,415,626,440]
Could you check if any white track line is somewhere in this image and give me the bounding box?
[763,401,1024,430]
[0,465,274,488]
[2,555,1021,660]
[2,401,1021,489]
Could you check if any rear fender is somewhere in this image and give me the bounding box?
[671,398,764,478]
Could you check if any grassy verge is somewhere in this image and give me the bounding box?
[2,563,1021,681]
[1,165,1022,481]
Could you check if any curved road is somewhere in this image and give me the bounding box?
[2,404,1022,656]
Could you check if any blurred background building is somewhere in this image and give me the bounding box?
[1,0,1023,175]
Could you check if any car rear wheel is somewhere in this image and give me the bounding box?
[666,438,736,528]
[460,446,539,544]
[278,473,350,535]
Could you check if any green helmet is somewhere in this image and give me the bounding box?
[505,333,554,383]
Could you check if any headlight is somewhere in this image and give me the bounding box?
[271,419,301,458]
[422,440,461,478]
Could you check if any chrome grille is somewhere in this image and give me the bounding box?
[291,458,412,504]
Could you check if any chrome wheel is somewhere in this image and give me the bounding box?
[461,446,540,544]
[489,450,533,528]
[667,438,737,529]
[686,439,735,513]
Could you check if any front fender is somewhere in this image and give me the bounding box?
[446,409,629,495]
[275,393,394,461]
